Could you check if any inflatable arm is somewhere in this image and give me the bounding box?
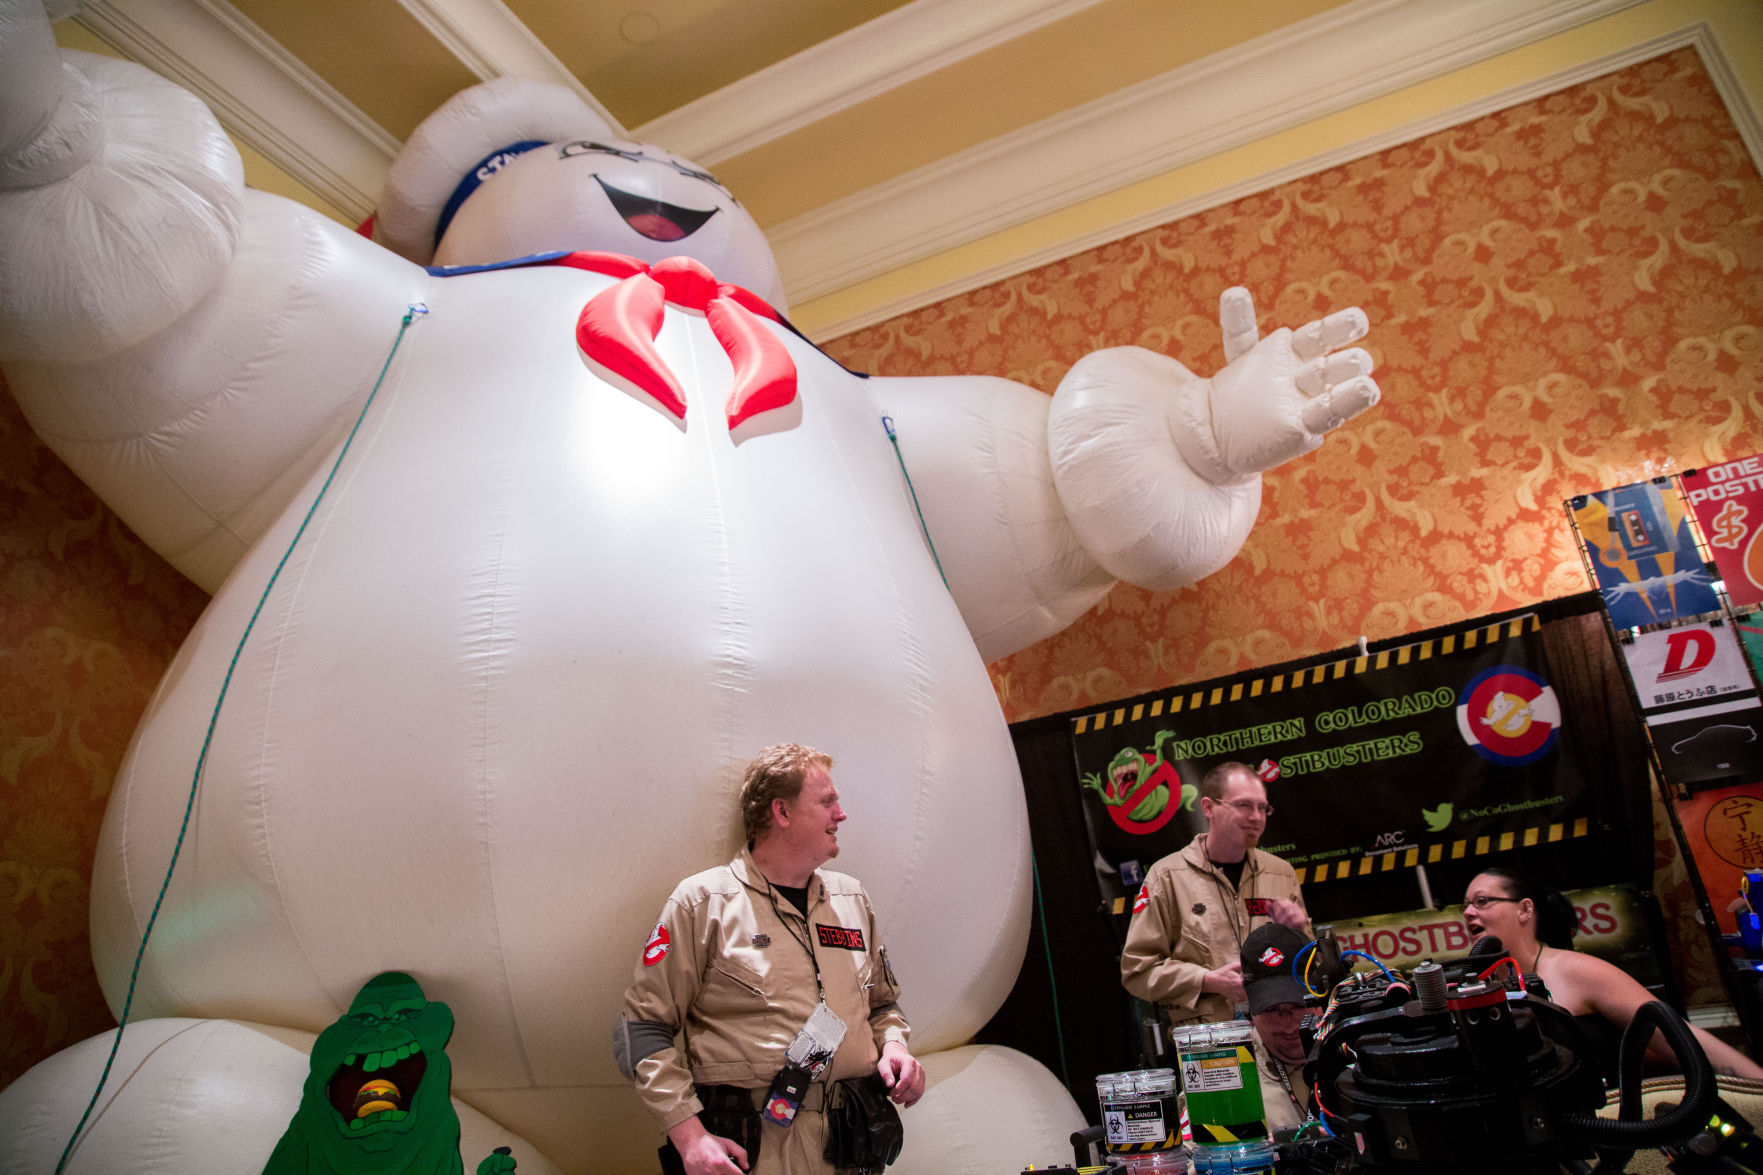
[875,289,1379,662]
[0,5,430,591]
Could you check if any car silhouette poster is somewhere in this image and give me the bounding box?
[1623,620,1763,789]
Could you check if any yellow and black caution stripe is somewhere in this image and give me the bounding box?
[1073,615,1539,735]
[1294,817,1591,886]
[1079,614,1561,903]
[1105,817,1591,912]
[1190,1120,1270,1145]
[1108,817,1591,910]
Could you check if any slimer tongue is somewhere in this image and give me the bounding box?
[354,1079,402,1119]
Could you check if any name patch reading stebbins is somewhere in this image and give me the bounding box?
[816,924,866,950]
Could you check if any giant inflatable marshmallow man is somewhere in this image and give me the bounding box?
[0,2,1380,1171]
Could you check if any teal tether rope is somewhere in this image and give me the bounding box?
[54,303,427,1175]
[881,415,949,590]
[882,414,1069,1083]
[1031,852,1071,1087]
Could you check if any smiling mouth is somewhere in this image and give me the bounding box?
[328,1045,427,1134]
[595,176,719,242]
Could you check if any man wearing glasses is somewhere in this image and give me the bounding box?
[1121,761,1311,1028]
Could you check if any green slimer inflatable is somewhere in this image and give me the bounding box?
[264,971,516,1175]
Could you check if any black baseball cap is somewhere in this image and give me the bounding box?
[1240,923,1310,1014]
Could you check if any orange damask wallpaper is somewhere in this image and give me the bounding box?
[1,48,1758,1088]
[824,48,1763,727]
[0,384,209,1087]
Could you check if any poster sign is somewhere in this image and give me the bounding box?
[1622,622,1755,710]
[1673,783,1763,950]
[1072,616,1588,903]
[1682,456,1763,610]
[1325,883,1656,984]
[1570,480,1719,627]
[1623,622,1763,790]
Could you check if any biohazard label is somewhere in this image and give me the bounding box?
[1102,1097,1172,1145]
[1180,1048,1247,1092]
[643,922,670,966]
[816,924,865,950]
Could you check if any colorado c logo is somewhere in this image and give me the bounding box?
[643,921,671,966]
[1455,665,1562,765]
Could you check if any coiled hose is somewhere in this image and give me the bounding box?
[1558,1000,1715,1148]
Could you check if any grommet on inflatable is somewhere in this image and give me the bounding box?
[0,2,1381,1169]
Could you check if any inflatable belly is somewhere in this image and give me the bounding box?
[89,262,1031,1167]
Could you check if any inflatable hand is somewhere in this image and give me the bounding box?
[1036,290,1379,594]
[1198,287,1380,478]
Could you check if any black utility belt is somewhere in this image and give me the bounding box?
[684,1076,903,1175]
[737,1080,831,1114]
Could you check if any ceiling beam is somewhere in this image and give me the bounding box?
[76,0,398,221]
[633,0,1104,164]
[396,0,624,135]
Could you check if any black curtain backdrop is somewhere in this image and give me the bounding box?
[978,591,1662,1116]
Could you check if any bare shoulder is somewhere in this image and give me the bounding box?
[1558,948,1643,988]
[1545,947,1654,1018]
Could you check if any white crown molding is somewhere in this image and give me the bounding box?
[772,0,1648,322]
[75,0,397,221]
[396,0,625,135]
[1690,18,1763,173]
[800,20,1744,342]
[632,0,1104,164]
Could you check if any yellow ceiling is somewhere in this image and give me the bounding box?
[508,0,914,126]
[56,0,1763,338]
[717,0,1355,225]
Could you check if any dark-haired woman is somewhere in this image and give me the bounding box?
[1463,867,1763,1080]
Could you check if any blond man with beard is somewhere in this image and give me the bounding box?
[617,744,924,1175]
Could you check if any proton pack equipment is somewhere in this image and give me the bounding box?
[1278,933,1725,1173]
[1050,932,1739,1175]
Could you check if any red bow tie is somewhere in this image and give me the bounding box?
[558,252,797,432]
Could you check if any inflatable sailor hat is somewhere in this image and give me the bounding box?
[376,77,786,310]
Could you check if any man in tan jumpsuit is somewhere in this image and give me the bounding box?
[1121,761,1310,1027]
[617,744,926,1175]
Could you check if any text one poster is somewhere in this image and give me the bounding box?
[1682,455,1763,610]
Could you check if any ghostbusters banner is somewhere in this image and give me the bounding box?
[1682,456,1763,610]
[1324,883,1659,986]
[1621,620,1763,789]
[1072,614,1588,906]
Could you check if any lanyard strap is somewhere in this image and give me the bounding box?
[1264,1051,1309,1122]
[764,884,824,1000]
[1208,865,1248,950]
